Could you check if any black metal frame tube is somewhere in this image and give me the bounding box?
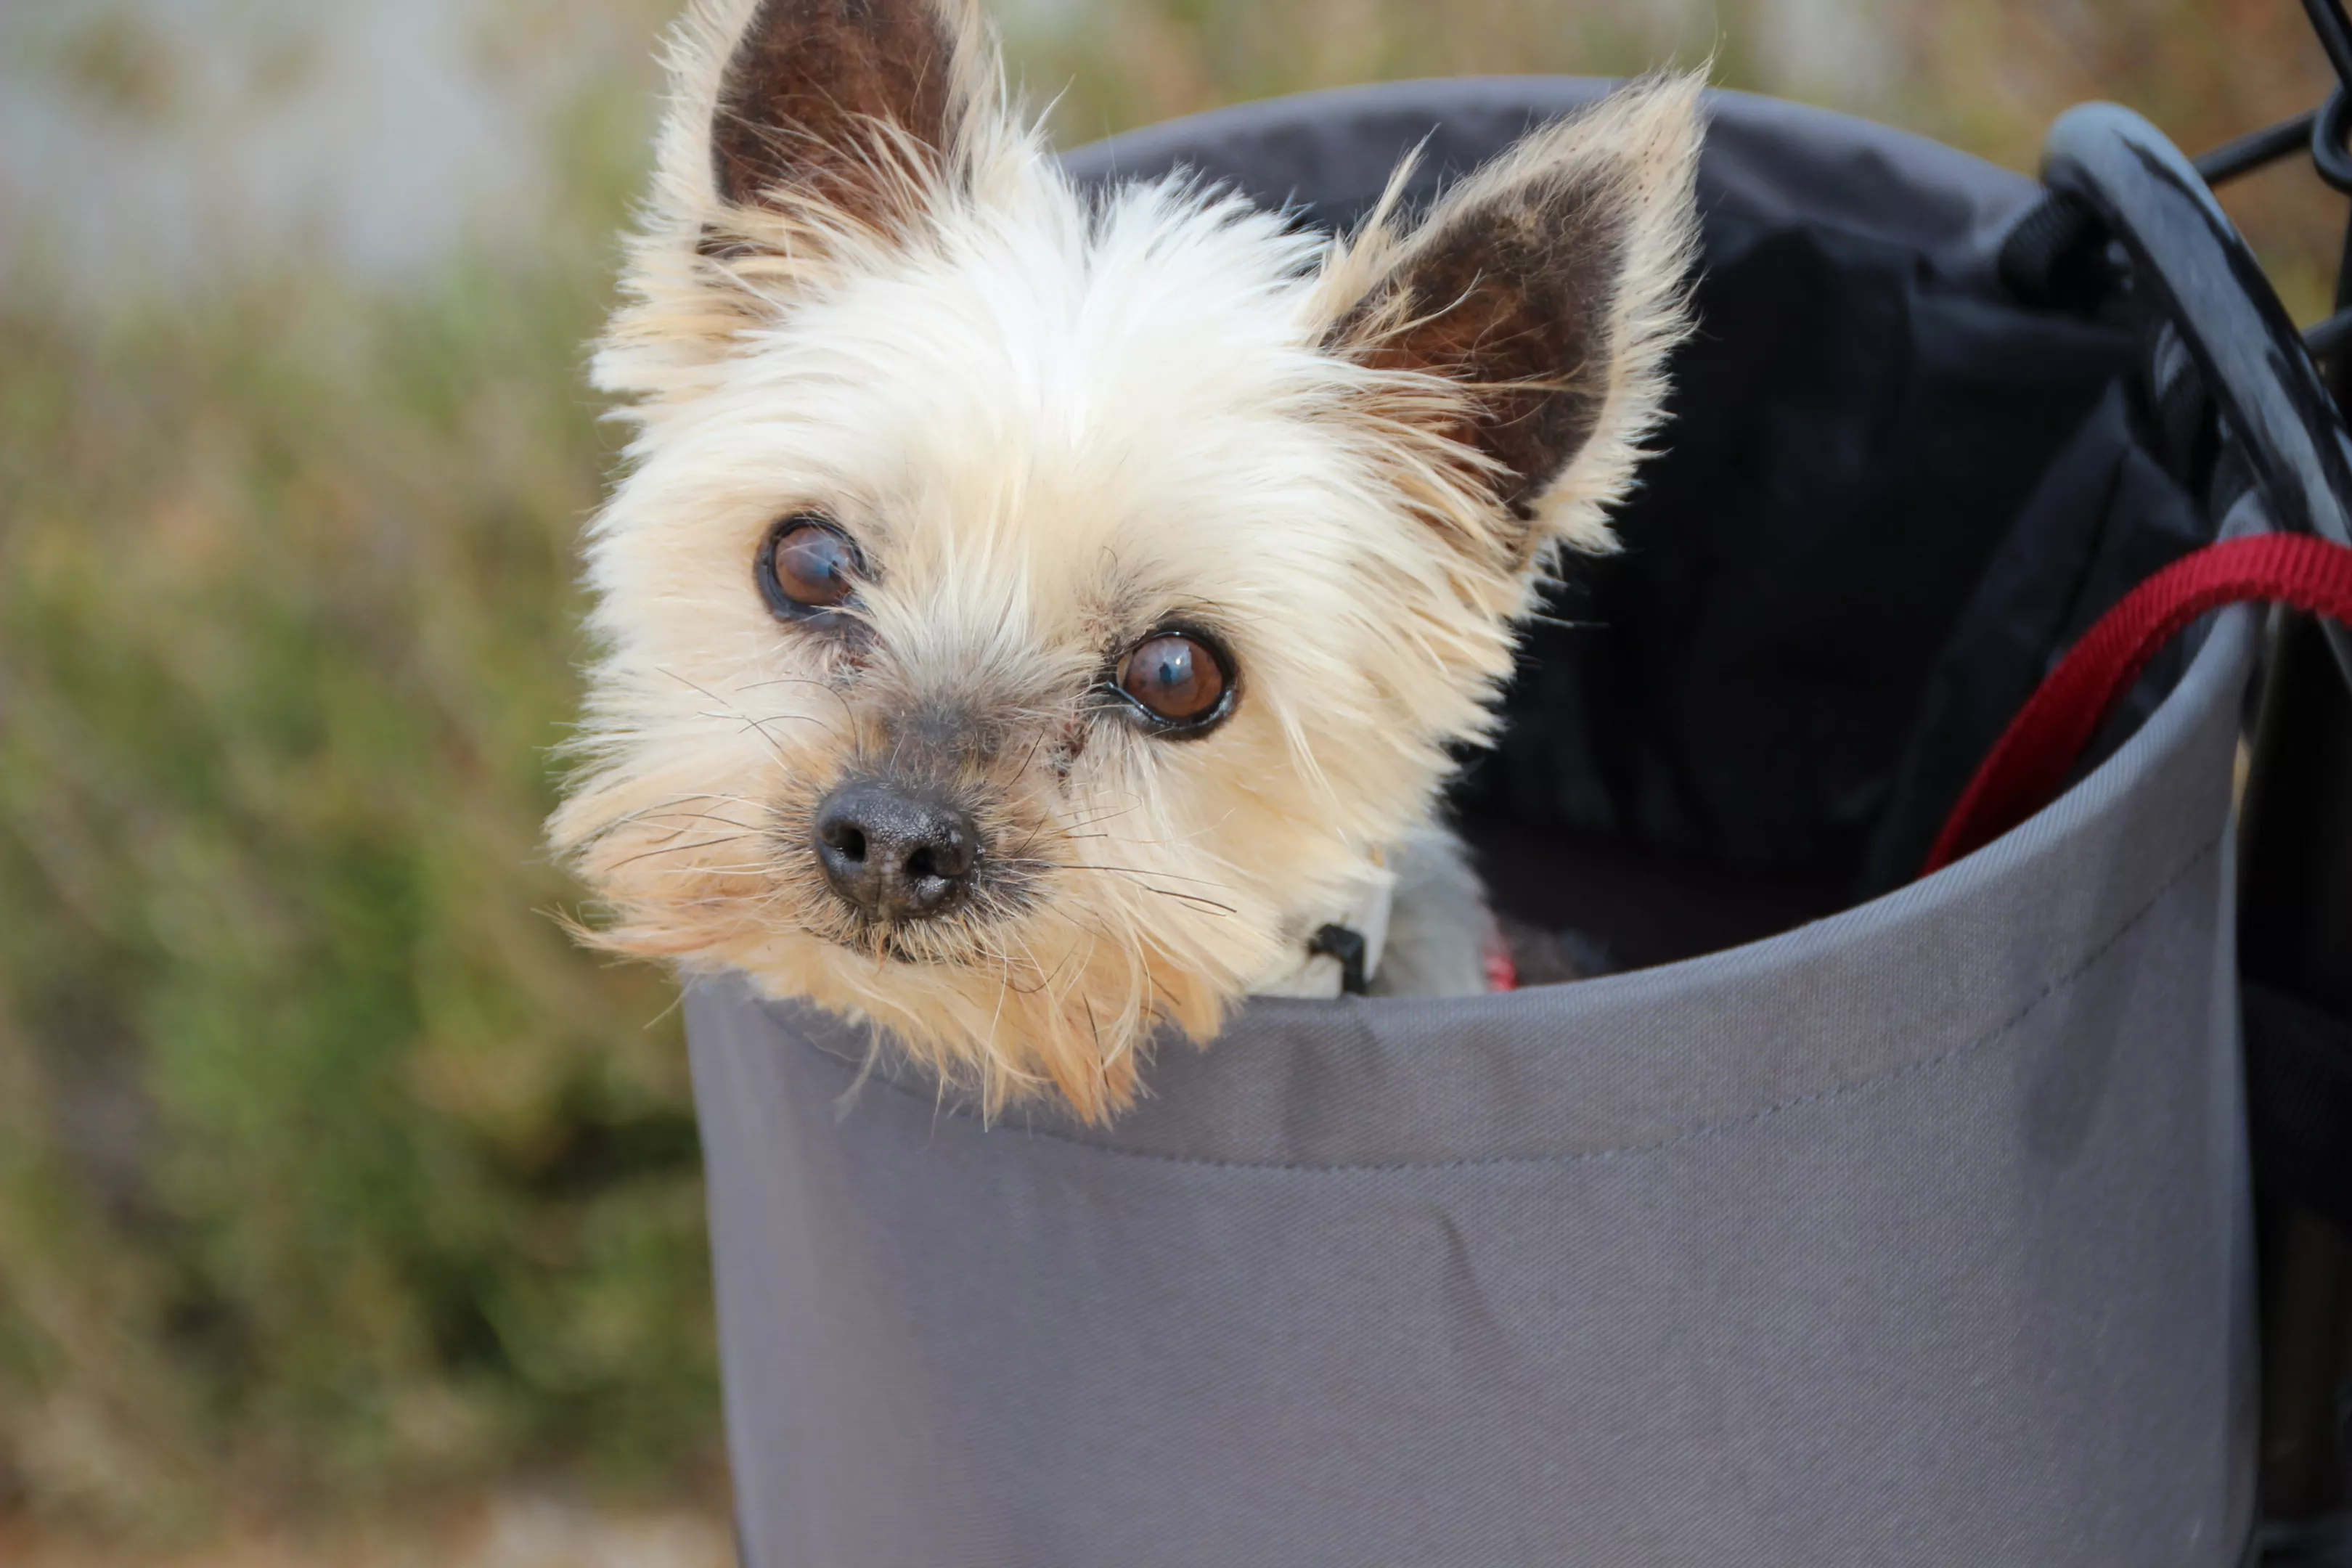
[2200,110,2321,187]
[2039,99,2352,1551]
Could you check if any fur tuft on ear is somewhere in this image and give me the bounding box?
[706,0,995,230]
[1323,73,1704,561]
[596,0,1035,413]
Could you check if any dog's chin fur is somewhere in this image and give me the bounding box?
[550,0,1703,1122]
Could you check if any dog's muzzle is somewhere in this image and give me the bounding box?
[813,780,979,923]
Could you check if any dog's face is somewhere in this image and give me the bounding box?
[552,0,1701,1119]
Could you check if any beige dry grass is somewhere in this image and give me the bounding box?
[4,1497,732,1568]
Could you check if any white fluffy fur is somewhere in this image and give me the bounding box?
[552,0,1703,1120]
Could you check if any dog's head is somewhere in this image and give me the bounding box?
[552,0,1702,1119]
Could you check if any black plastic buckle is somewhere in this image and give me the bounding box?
[1307,924,1370,997]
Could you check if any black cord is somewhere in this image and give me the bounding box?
[2200,110,2321,186]
[2306,0,2352,91]
[2314,90,2352,196]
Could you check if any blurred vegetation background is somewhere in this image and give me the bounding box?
[0,0,2343,1551]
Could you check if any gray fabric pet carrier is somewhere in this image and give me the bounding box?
[686,75,2352,1567]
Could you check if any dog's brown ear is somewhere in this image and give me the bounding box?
[595,0,1011,407]
[706,0,988,233]
[1327,75,1704,553]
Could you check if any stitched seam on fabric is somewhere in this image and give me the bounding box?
[830,831,2225,1174]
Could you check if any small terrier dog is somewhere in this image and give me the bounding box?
[552,0,1702,1120]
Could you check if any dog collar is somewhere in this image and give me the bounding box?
[1250,867,1395,1000]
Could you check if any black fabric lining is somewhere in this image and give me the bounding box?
[1068,89,2213,973]
[2244,980,2352,1228]
[1447,214,2171,962]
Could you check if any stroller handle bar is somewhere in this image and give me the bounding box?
[2043,104,2352,549]
[2041,102,2352,701]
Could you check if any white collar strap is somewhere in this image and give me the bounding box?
[1248,863,1396,1000]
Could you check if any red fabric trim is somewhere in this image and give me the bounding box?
[1922,533,2352,877]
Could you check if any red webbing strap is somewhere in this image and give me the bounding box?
[1922,532,2352,877]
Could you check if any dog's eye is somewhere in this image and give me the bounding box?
[758,515,862,618]
[1114,631,1233,732]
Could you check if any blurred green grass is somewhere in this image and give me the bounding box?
[0,68,716,1525]
[0,269,716,1524]
[0,0,2341,1540]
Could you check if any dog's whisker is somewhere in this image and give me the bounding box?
[1136,887,1238,916]
[574,793,769,845]
[996,857,1238,899]
[630,810,764,831]
[695,708,841,741]
[662,668,844,756]
[598,833,757,872]
[1031,862,1238,915]
[1052,801,1143,833]
[645,856,781,875]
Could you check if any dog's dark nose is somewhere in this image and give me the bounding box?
[813,781,979,922]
